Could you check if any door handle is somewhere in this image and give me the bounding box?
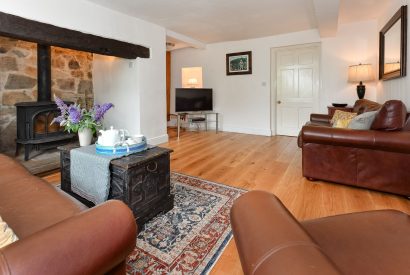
[277,100,282,104]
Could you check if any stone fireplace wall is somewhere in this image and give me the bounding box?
[0,36,94,154]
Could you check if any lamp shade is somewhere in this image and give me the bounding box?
[348,64,374,83]
[187,78,198,85]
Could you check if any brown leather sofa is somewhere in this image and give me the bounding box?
[231,191,410,275]
[299,100,410,196]
[0,154,137,275]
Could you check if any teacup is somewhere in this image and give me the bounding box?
[125,138,136,145]
[133,134,144,143]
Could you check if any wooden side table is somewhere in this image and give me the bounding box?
[327,106,354,117]
[58,144,174,227]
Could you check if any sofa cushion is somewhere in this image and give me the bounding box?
[348,111,378,130]
[333,119,351,128]
[0,216,18,248]
[371,100,407,131]
[331,110,357,128]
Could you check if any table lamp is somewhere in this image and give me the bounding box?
[348,63,374,99]
[187,78,198,88]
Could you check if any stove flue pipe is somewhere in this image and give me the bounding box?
[37,44,51,102]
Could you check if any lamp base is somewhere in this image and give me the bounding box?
[357,81,365,99]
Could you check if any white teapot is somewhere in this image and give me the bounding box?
[98,126,125,147]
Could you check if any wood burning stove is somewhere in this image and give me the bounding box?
[15,102,75,160]
[15,45,75,161]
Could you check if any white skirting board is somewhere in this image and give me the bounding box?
[167,118,272,137]
[147,134,169,145]
[221,125,272,136]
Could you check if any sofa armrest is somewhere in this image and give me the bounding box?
[310,114,331,125]
[231,191,340,275]
[301,125,410,154]
[0,200,137,275]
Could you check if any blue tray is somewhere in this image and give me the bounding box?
[95,140,147,156]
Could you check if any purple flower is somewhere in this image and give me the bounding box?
[68,105,82,124]
[54,96,68,112]
[93,103,114,122]
[51,115,64,124]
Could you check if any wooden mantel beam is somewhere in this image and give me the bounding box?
[0,11,150,59]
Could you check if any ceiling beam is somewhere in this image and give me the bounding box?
[313,0,340,37]
[0,11,150,59]
[166,30,206,50]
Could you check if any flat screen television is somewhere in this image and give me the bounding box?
[175,88,213,112]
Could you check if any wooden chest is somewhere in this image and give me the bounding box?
[59,144,174,227]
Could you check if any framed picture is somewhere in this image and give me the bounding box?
[226,51,252,75]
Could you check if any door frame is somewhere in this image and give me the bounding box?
[166,51,171,121]
[270,42,321,135]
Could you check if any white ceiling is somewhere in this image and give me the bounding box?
[88,0,391,44]
[339,0,392,24]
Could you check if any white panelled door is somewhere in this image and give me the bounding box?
[275,44,320,136]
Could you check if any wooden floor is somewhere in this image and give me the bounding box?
[43,129,410,274]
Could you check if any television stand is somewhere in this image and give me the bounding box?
[171,112,219,139]
[191,117,206,122]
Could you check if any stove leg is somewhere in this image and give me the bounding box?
[15,144,20,157]
[24,144,31,161]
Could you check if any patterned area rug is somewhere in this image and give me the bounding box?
[126,172,246,274]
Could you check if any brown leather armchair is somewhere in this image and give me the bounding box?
[231,191,410,275]
[0,154,137,275]
[299,100,410,196]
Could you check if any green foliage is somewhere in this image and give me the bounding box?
[62,111,101,134]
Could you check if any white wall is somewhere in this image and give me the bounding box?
[93,55,140,135]
[0,0,168,144]
[377,0,410,108]
[138,46,168,144]
[172,30,321,136]
[321,21,378,110]
[171,21,378,136]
